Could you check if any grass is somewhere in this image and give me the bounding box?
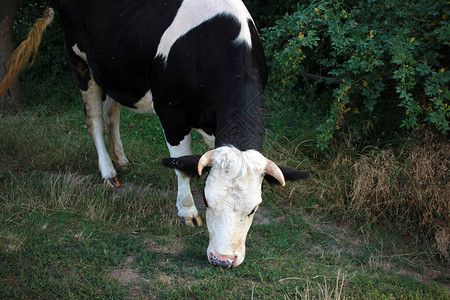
[0,95,448,299]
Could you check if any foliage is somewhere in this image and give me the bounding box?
[244,0,307,28]
[263,0,450,149]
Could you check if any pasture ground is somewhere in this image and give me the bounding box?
[0,97,449,299]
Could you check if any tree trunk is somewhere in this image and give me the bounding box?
[0,0,21,111]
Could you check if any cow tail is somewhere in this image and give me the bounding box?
[0,7,55,96]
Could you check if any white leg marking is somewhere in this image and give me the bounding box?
[156,0,253,62]
[103,96,129,168]
[194,128,215,149]
[81,79,117,179]
[72,44,87,62]
[166,134,199,218]
[175,169,198,218]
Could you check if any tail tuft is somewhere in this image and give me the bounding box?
[0,7,54,96]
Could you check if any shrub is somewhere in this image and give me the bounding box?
[263,0,449,149]
[244,0,307,28]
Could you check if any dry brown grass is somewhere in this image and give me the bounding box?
[350,133,449,258]
[267,132,449,259]
[0,170,177,232]
[283,269,346,300]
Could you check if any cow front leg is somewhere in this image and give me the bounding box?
[166,133,202,226]
[103,97,129,169]
[81,79,120,188]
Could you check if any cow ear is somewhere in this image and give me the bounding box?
[264,166,309,185]
[161,155,208,177]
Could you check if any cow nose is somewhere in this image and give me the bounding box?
[209,253,235,268]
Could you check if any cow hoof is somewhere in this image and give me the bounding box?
[117,162,130,170]
[194,216,203,226]
[179,216,203,227]
[104,177,121,188]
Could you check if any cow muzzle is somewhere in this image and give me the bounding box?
[208,253,236,268]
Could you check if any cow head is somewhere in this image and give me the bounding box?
[162,146,309,267]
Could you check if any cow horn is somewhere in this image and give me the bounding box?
[265,160,286,187]
[198,150,215,176]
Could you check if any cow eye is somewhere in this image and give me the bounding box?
[247,205,258,217]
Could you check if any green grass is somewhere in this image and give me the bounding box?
[0,96,448,299]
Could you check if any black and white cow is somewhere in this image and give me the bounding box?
[0,0,309,267]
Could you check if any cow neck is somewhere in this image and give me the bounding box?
[215,84,265,152]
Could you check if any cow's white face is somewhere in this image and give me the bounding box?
[163,145,305,267]
[199,147,283,267]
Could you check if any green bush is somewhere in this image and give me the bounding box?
[263,0,449,149]
[244,0,307,28]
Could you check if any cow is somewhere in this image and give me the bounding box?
[0,0,309,268]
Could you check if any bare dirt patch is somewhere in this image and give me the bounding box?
[143,237,185,255]
[109,255,144,299]
[253,206,281,225]
[110,267,140,286]
[302,213,363,255]
[301,213,450,288]
[109,256,140,284]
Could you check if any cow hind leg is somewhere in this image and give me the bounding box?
[81,79,120,188]
[166,133,202,226]
[103,97,129,169]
